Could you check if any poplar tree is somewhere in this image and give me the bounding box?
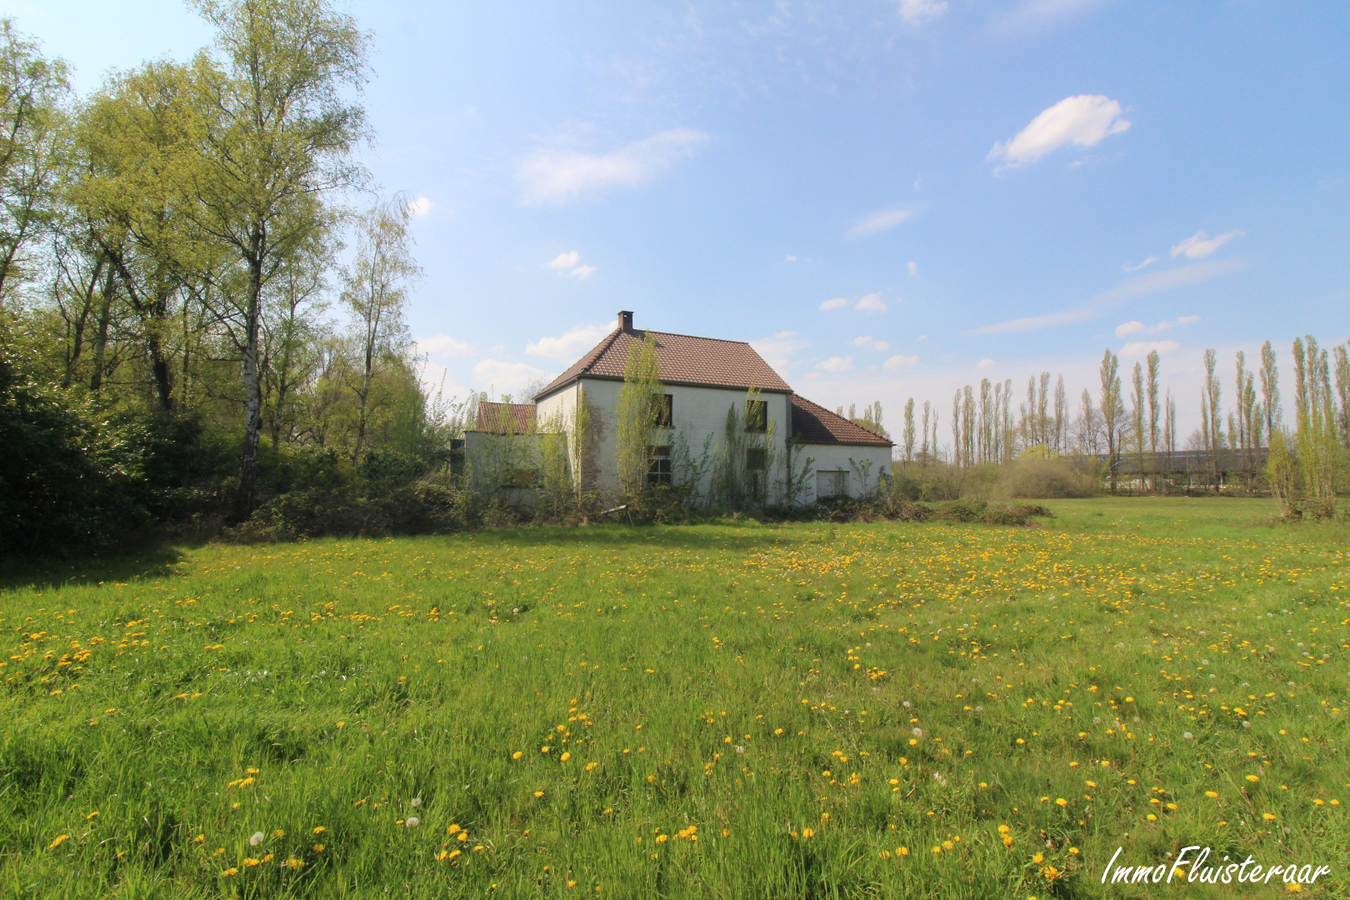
[1099,350,1123,491]
[1130,361,1144,492]
[902,397,915,464]
[1259,341,1280,443]
[1146,350,1160,489]
[615,332,662,496]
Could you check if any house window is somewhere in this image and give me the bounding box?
[746,399,767,433]
[816,469,848,500]
[654,393,673,427]
[648,445,672,485]
[746,448,766,471]
[503,468,537,488]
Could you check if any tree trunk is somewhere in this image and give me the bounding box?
[233,231,265,523]
[89,264,116,393]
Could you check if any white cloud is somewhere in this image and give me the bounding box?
[820,297,848,311]
[988,95,1130,169]
[407,196,434,217]
[519,128,709,204]
[856,293,887,313]
[916,334,928,342]
[416,334,474,357]
[848,207,917,238]
[1121,255,1158,272]
[990,0,1106,37]
[546,250,579,270]
[908,261,917,277]
[883,354,918,370]
[816,356,855,373]
[854,336,891,351]
[526,323,608,361]
[473,359,551,396]
[785,254,798,262]
[566,265,596,279]
[1121,340,1180,357]
[751,331,810,373]
[968,259,1243,335]
[1171,230,1241,259]
[898,0,947,23]
[1114,315,1199,338]
[976,358,996,370]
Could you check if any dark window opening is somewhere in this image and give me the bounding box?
[746,399,768,433]
[654,394,673,427]
[746,448,767,470]
[648,445,672,485]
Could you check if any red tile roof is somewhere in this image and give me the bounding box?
[474,401,536,434]
[789,394,892,446]
[536,328,792,399]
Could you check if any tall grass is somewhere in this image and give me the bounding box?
[1,498,1346,897]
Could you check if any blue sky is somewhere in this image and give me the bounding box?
[9,0,1349,440]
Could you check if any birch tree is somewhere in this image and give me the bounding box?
[186,0,368,521]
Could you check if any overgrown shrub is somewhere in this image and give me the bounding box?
[993,456,1095,499]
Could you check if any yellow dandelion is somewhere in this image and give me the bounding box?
[47,834,70,850]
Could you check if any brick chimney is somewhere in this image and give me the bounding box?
[618,310,634,333]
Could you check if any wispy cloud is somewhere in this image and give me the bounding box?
[1121,255,1158,272]
[544,250,596,279]
[545,251,579,270]
[848,207,917,238]
[856,293,887,313]
[519,128,709,204]
[898,0,948,24]
[883,354,918,370]
[526,324,608,361]
[989,95,1130,169]
[976,359,996,371]
[1121,339,1180,357]
[989,0,1107,37]
[820,297,848,311]
[473,359,551,396]
[1114,315,1199,337]
[968,259,1243,335]
[908,261,918,277]
[1172,230,1241,259]
[854,335,891,351]
[816,356,855,373]
[751,331,810,372]
[416,334,473,357]
[407,196,434,217]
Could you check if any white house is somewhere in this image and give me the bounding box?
[466,311,892,505]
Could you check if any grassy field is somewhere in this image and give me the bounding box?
[1,498,1348,898]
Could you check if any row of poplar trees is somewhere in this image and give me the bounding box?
[0,1,438,529]
[892,340,1349,505]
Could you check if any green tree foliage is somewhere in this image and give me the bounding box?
[185,0,369,521]
[0,20,69,304]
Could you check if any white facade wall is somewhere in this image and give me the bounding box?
[794,442,893,503]
[536,378,791,500]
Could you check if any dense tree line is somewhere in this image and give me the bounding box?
[0,3,461,554]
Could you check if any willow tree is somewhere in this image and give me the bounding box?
[186,0,369,521]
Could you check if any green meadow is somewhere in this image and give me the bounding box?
[1,498,1347,898]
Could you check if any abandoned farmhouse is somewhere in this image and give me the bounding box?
[464,311,892,506]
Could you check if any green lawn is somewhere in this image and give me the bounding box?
[2,499,1348,898]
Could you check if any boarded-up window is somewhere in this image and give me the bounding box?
[745,399,768,433]
[654,394,673,427]
[503,468,537,488]
[816,469,848,500]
